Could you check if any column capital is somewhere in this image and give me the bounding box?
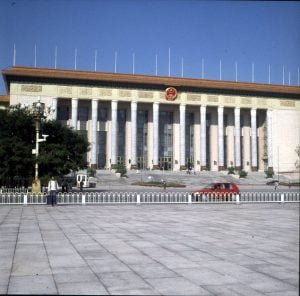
[251,108,257,115]
[200,105,206,113]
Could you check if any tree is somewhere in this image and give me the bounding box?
[0,106,89,187]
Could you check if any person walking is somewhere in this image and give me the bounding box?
[48,176,59,206]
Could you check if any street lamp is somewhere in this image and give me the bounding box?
[22,97,55,193]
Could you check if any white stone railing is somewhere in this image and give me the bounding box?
[0,191,299,205]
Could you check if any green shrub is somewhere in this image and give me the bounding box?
[239,170,248,178]
[227,166,235,175]
[264,169,274,179]
[116,164,127,177]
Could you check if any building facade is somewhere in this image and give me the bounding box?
[2,66,300,173]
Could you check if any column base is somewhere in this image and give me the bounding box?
[152,165,160,170]
[180,165,187,170]
[251,166,258,171]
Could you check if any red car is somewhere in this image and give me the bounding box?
[192,182,240,201]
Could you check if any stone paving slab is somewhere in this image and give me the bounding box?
[0,203,299,295]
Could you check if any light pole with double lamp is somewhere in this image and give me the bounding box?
[23,97,55,193]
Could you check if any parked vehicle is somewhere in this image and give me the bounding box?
[192,182,240,201]
[76,174,97,188]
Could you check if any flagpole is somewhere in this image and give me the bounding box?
[34,44,37,68]
[252,63,254,83]
[235,62,238,82]
[114,51,117,73]
[155,54,158,76]
[282,65,285,85]
[201,58,204,79]
[181,57,184,78]
[219,60,222,80]
[168,48,171,77]
[268,64,271,84]
[94,50,97,71]
[74,48,77,70]
[132,52,135,75]
[13,44,16,66]
[54,46,57,69]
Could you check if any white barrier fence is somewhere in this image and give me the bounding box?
[0,191,299,205]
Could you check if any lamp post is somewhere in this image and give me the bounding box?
[23,97,54,193]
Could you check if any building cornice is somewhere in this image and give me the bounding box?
[2,66,300,99]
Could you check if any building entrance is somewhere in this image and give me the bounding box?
[97,131,106,168]
[159,111,173,170]
[159,157,173,170]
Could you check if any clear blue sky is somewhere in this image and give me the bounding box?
[0,0,299,94]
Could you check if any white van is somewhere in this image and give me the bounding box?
[76,174,88,188]
[76,174,97,188]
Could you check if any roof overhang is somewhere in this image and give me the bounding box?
[2,66,300,99]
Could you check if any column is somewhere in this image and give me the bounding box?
[179,104,186,170]
[71,98,78,130]
[52,97,57,120]
[152,102,159,169]
[267,109,273,170]
[200,105,206,170]
[91,99,98,169]
[218,106,224,170]
[251,108,258,170]
[234,107,241,170]
[111,100,118,168]
[131,101,137,169]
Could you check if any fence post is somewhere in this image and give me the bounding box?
[188,194,192,204]
[280,193,285,203]
[236,194,240,204]
[137,194,141,205]
[24,193,27,205]
[82,193,86,205]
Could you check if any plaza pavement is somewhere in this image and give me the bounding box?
[0,203,299,295]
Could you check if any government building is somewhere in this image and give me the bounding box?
[2,66,300,173]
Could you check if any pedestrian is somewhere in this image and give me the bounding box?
[80,180,84,192]
[163,180,167,192]
[274,181,278,190]
[62,179,68,193]
[48,176,59,206]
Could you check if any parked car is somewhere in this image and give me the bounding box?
[192,182,240,201]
